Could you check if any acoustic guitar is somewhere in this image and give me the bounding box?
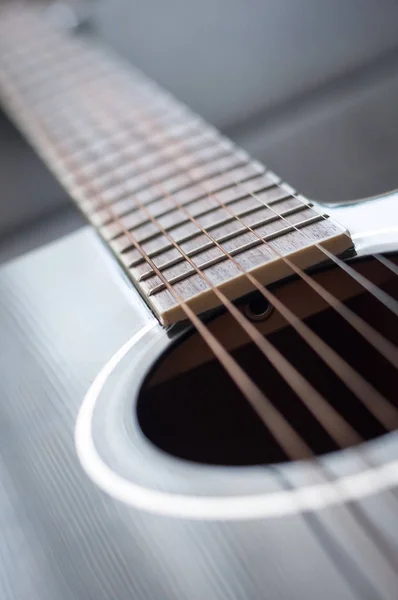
[0,5,397,600]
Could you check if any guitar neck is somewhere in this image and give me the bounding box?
[0,5,352,324]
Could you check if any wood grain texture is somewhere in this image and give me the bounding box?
[0,5,352,324]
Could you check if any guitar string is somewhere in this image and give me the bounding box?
[72,89,398,426]
[2,35,397,428]
[89,146,396,443]
[134,174,398,430]
[35,55,395,488]
[1,25,397,432]
[5,19,398,324]
[47,18,398,581]
[28,25,398,321]
[27,55,398,363]
[64,78,398,370]
[67,85,398,477]
[32,81,398,371]
[59,133,398,370]
[272,467,391,600]
[224,176,398,368]
[25,28,398,536]
[4,7,398,592]
[62,132,398,574]
[0,86,312,460]
[375,253,398,277]
[51,129,398,574]
[68,104,398,560]
[0,0,394,496]
[1,15,398,589]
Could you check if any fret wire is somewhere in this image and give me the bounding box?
[148,182,278,227]
[117,108,397,436]
[12,43,127,81]
[109,169,267,250]
[32,47,360,324]
[121,175,280,254]
[8,92,314,464]
[0,15,316,462]
[40,77,177,124]
[136,163,264,211]
[2,9,394,342]
[3,4,398,452]
[19,90,197,172]
[147,214,325,295]
[46,82,191,138]
[2,11,398,582]
[0,37,358,300]
[62,77,397,448]
[131,190,290,249]
[89,162,265,227]
[2,35,161,114]
[86,140,236,205]
[106,178,282,240]
[91,135,223,225]
[103,180,287,243]
[81,149,250,209]
[1,33,306,312]
[233,177,398,318]
[26,61,352,322]
[138,203,309,281]
[124,178,283,263]
[41,85,258,200]
[209,177,398,368]
[78,121,210,166]
[74,62,397,443]
[43,107,193,156]
[39,95,177,138]
[49,74,395,567]
[3,47,121,104]
[34,81,192,140]
[71,122,208,176]
[168,145,398,365]
[83,74,398,363]
[3,23,398,432]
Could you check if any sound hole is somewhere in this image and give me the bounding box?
[138,278,397,466]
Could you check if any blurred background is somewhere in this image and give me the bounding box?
[2,0,398,262]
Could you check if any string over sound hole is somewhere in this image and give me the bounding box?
[138,261,398,466]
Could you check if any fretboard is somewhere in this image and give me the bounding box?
[0,5,353,325]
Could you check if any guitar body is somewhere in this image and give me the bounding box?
[1,207,397,600]
[0,6,398,599]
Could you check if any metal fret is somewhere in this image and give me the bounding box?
[75,123,208,185]
[100,150,253,240]
[114,183,291,263]
[139,203,311,281]
[47,108,195,160]
[124,191,296,266]
[105,164,266,251]
[147,214,327,295]
[131,153,252,208]
[90,140,235,221]
[0,5,353,325]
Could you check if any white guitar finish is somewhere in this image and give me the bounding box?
[75,311,398,521]
[314,190,398,255]
[0,6,397,600]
